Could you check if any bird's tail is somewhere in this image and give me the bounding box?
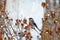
[34,24,41,31]
[36,26,41,31]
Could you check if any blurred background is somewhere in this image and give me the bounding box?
[5,0,45,40]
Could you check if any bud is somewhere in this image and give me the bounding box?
[41,2,46,7]
[23,18,27,24]
[14,31,17,34]
[40,31,43,35]
[45,16,48,21]
[24,26,28,30]
[10,18,13,21]
[8,37,13,40]
[51,11,55,18]
[54,19,58,24]
[21,23,24,28]
[15,23,18,25]
[5,16,8,19]
[16,19,21,23]
[45,29,52,35]
[16,19,19,23]
[58,27,60,31]
[4,37,7,40]
[19,20,21,22]
[25,32,31,38]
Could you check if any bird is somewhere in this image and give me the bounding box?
[29,18,40,31]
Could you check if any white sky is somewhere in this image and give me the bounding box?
[6,0,45,40]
